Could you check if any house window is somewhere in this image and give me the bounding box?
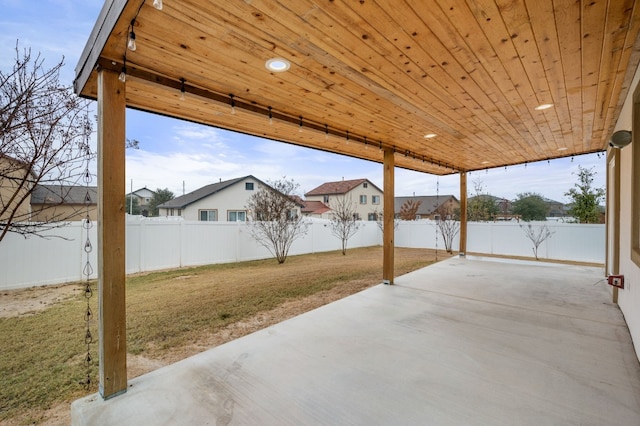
[360,195,367,204]
[367,213,377,221]
[323,195,329,203]
[228,210,246,221]
[363,182,368,188]
[199,210,217,221]
[245,182,254,190]
[177,209,182,216]
[372,195,380,205]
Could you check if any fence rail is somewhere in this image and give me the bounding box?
[0,219,604,290]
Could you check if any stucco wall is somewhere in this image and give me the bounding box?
[182,178,265,221]
[0,157,32,222]
[616,139,640,360]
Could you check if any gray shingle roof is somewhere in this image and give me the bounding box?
[158,176,255,209]
[394,195,458,215]
[31,185,98,205]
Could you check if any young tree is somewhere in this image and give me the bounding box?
[148,188,174,216]
[246,178,309,264]
[328,194,361,255]
[467,178,499,221]
[434,205,459,253]
[0,44,93,242]
[520,223,554,260]
[399,199,421,220]
[564,165,605,223]
[512,192,548,221]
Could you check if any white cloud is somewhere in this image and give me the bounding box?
[126,150,242,194]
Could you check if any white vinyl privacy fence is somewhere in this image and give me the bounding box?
[0,219,604,290]
[396,220,604,264]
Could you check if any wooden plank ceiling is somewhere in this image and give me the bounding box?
[75,0,640,175]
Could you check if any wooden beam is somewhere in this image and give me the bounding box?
[459,172,467,256]
[74,0,128,95]
[383,148,395,284]
[97,68,127,399]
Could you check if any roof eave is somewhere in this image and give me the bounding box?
[74,0,128,96]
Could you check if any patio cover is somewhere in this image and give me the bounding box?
[73,0,640,399]
[75,0,640,174]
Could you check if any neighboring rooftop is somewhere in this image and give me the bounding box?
[394,195,458,216]
[158,176,254,209]
[30,185,97,205]
[305,178,381,196]
[300,200,331,216]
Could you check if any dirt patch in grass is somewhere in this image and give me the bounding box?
[0,284,80,318]
[0,247,452,425]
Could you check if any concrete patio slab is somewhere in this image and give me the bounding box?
[72,257,640,425]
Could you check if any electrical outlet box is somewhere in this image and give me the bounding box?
[608,275,624,289]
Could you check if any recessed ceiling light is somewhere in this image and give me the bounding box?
[557,147,568,151]
[424,133,437,139]
[534,103,554,111]
[481,161,490,164]
[265,58,291,72]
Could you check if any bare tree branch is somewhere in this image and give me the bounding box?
[246,178,309,264]
[1,42,93,242]
[373,208,399,233]
[328,194,361,255]
[520,224,554,260]
[433,204,460,253]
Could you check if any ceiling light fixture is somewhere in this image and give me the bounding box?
[424,133,437,139]
[265,58,291,72]
[557,147,568,151]
[152,0,163,10]
[534,103,554,111]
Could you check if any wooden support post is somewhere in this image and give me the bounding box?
[383,148,395,284]
[459,172,467,256]
[97,68,127,399]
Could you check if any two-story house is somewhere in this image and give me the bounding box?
[158,175,302,221]
[305,178,383,221]
[127,187,157,216]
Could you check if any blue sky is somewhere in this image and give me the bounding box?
[2,0,606,202]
